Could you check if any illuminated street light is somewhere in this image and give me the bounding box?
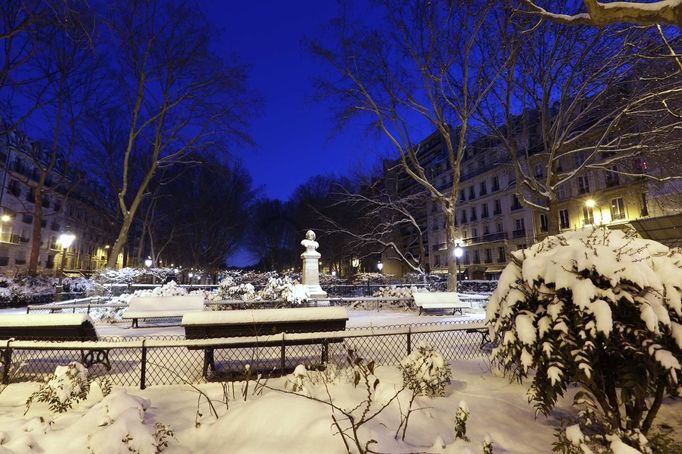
[57,233,76,290]
[585,199,596,208]
[144,257,153,267]
[377,261,383,272]
[0,214,10,223]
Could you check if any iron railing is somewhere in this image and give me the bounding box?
[0,322,489,388]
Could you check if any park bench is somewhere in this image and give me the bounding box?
[0,313,110,383]
[465,326,492,350]
[412,292,471,315]
[182,307,348,377]
[122,295,205,328]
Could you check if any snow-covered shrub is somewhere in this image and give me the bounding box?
[95,267,143,284]
[487,227,682,450]
[454,401,470,441]
[85,390,173,453]
[89,306,125,323]
[482,434,493,454]
[285,364,309,393]
[25,362,90,414]
[226,283,257,301]
[133,281,187,298]
[399,343,451,397]
[258,276,307,305]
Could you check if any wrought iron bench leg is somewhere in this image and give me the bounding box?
[80,349,111,370]
[1,348,12,385]
[203,348,215,377]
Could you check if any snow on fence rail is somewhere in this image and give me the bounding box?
[0,322,489,388]
[25,294,488,314]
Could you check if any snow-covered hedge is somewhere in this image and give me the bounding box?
[486,227,682,451]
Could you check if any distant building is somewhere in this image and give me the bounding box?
[0,129,121,275]
[382,124,678,280]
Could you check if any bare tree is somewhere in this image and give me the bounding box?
[517,0,682,29]
[480,13,682,234]
[99,0,255,268]
[313,0,510,290]
[318,182,429,279]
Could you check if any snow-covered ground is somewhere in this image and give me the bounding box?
[4,358,678,454]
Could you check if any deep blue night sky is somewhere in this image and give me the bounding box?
[202,1,384,201]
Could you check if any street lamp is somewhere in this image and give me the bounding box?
[188,272,194,287]
[377,261,383,272]
[144,257,153,268]
[454,245,464,283]
[0,214,10,223]
[57,232,75,289]
[585,199,603,225]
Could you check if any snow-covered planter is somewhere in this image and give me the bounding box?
[486,227,682,450]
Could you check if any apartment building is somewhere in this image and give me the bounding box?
[0,129,120,275]
[386,128,669,280]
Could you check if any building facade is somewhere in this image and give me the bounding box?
[0,129,120,275]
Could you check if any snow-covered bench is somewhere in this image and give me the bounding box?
[122,295,205,328]
[0,313,110,383]
[413,292,471,315]
[182,307,348,377]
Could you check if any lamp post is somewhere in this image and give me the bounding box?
[57,232,75,292]
[585,199,603,225]
[454,245,464,289]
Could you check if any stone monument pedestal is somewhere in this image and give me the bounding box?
[301,230,328,303]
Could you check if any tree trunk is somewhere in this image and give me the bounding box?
[547,199,560,236]
[27,184,44,276]
[107,214,133,268]
[446,211,458,292]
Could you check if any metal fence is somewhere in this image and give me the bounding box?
[0,322,489,388]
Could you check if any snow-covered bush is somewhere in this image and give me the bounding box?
[85,390,173,453]
[25,362,90,414]
[454,401,470,442]
[258,276,308,305]
[487,227,682,451]
[132,281,187,298]
[399,343,451,398]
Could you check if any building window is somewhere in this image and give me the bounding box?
[605,167,620,187]
[484,248,492,263]
[483,224,490,235]
[491,176,500,192]
[514,218,525,231]
[470,206,477,221]
[540,214,548,232]
[494,199,502,215]
[496,222,503,233]
[577,175,590,194]
[574,152,586,168]
[473,250,480,264]
[468,186,475,200]
[610,197,626,220]
[459,189,466,202]
[511,195,522,210]
[7,180,20,197]
[497,246,506,263]
[583,206,595,225]
[26,187,35,202]
[481,203,489,218]
[460,210,468,224]
[557,184,567,200]
[559,209,570,229]
[479,181,487,196]
[22,214,33,224]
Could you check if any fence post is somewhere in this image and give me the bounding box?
[140,340,147,390]
[87,304,91,315]
[2,340,12,385]
[26,306,30,314]
[280,333,286,372]
[407,327,412,355]
[366,281,370,296]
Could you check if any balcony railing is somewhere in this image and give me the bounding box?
[512,229,526,239]
[464,232,508,245]
[0,233,20,244]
